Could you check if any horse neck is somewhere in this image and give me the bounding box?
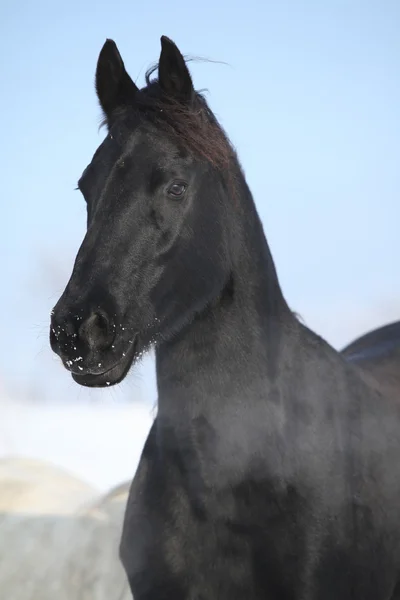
[155,173,297,418]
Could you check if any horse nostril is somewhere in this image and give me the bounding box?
[78,310,115,350]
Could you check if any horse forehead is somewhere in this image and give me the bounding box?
[124,125,183,163]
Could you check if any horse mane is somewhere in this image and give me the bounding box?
[100,58,239,184]
[139,60,238,172]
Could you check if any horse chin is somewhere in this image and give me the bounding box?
[72,336,139,388]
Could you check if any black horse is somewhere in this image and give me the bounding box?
[50,37,400,599]
[342,320,400,396]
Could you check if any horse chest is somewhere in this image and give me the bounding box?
[121,418,400,600]
[120,422,308,600]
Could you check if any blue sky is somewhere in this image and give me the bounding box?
[1,0,399,404]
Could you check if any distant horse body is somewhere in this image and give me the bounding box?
[0,458,130,600]
[50,36,400,600]
[0,457,97,514]
[342,321,400,395]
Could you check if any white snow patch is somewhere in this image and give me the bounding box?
[0,399,154,491]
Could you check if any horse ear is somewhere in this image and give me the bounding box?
[95,39,138,125]
[158,36,194,103]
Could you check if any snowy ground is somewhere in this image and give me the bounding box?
[0,399,155,491]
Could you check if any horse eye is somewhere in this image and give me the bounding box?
[167,182,187,198]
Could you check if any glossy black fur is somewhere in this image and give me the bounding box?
[342,321,400,396]
[50,37,400,599]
